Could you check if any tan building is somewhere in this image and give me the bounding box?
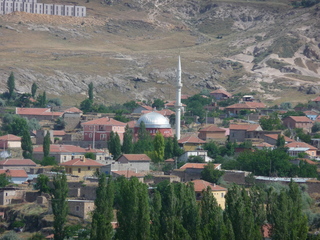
[285,141,317,158]
[68,200,94,219]
[191,179,227,209]
[0,134,21,149]
[198,125,226,142]
[60,157,105,179]
[0,188,25,205]
[0,159,37,173]
[229,124,262,143]
[282,116,313,132]
[178,135,206,151]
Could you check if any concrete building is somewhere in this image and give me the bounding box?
[0,159,36,173]
[68,200,94,219]
[0,0,86,16]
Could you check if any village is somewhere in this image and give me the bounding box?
[1,72,320,239]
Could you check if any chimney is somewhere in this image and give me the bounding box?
[88,144,91,150]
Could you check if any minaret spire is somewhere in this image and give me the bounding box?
[175,56,182,140]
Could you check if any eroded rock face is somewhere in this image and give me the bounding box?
[303,44,320,60]
[307,85,320,95]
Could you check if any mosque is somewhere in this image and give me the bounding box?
[134,112,173,138]
[134,56,183,140]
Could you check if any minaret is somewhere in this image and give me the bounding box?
[175,56,182,140]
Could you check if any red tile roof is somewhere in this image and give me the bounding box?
[64,107,83,113]
[112,170,145,178]
[285,141,317,150]
[313,96,320,102]
[165,158,175,162]
[304,110,319,116]
[126,120,136,129]
[285,116,313,123]
[0,159,36,166]
[0,169,28,178]
[229,124,260,131]
[0,134,21,141]
[119,154,151,162]
[81,117,126,126]
[53,130,66,136]
[178,135,206,144]
[245,102,266,108]
[141,109,175,117]
[60,158,105,167]
[33,144,87,153]
[226,102,266,109]
[16,107,51,115]
[199,125,226,132]
[180,163,221,170]
[164,101,187,107]
[264,134,294,142]
[253,142,274,148]
[191,179,227,192]
[296,158,318,165]
[210,89,232,97]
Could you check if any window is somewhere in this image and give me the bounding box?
[221,193,224,198]
[78,168,81,173]
[88,166,91,170]
[76,206,80,211]
[89,133,92,138]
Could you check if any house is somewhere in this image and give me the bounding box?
[0,159,37,173]
[0,169,28,184]
[229,124,262,143]
[141,109,175,118]
[178,150,212,163]
[172,163,221,182]
[225,102,266,116]
[198,125,226,142]
[116,154,151,172]
[285,141,317,158]
[191,179,227,209]
[304,110,319,121]
[178,135,206,151]
[132,105,153,114]
[253,142,274,150]
[60,157,105,179]
[164,101,186,109]
[0,188,25,205]
[16,107,64,121]
[282,116,313,132]
[33,144,108,164]
[82,117,126,142]
[210,89,232,100]
[111,170,145,182]
[0,134,21,149]
[263,134,295,146]
[312,96,320,104]
[68,200,94,219]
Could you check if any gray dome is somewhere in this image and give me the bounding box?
[136,112,171,129]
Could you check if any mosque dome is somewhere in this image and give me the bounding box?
[136,112,171,129]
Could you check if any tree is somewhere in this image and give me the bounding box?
[188,156,205,163]
[0,231,22,240]
[152,132,165,163]
[80,99,93,113]
[2,114,28,136]
[172,135,184,157]
[90,174,114,240]
[43,131,51,158]
[122,125,133,154]
[84,152,96,160]
[28,233,45,240]
[276,134,285,148]
[259,113,283,131]
[134,121,153,154]
[36,91,47,108]
[21,129,33,159]
[164,137,173,160]
[54,117,65,130]
[51,173,69,240]
[31,82,38,98]
[34,174,50,194]
[7,72,15,100]
[201,163,224,183]
[204,141,220,158]
[152,99,165,110]
[0,173,11,187]
[108,131,121,160]
[88,82,94,101]
[312,122,320,133]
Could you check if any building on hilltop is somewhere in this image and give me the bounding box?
[0,0,86,17]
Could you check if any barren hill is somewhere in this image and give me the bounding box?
[0,0,319,105]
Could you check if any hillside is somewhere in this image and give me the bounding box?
[0,0,319,105]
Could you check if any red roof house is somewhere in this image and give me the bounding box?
[16,107,64,121]
[198,125,226,142]
[210,89,232,100]
[282,116,313,132]
[0,134,21,149]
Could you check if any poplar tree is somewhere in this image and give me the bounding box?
[88,82,94,101]
[51,173,69,240]
[153,132,165,163]
[43,131,51,158]
[134,121,153,153]
[108,131,121,159]
[164,137,173,159]
[21,129,33,159]
[150,190,162,240]
[7,72,15,99]
[172,135,183,157]
[122,125,133,154]
[90,174,114,240]
[31,82,38,98]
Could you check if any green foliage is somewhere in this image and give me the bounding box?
[36,91,47,107]
[21,129,33,159]
[54,117,65,130]
[51,173,69,240]
[2,114,28,136]
[276,134,285,148]
[164,137,173,160]
[182,94,212,123]
[201,163,224,183]
[34,174,50,194]
[41,156,57,166]
[108,131,121,160]
[266,59,288,70]
[295,128,311,143]
[122,125,133,154]
[84,152,96,160]
[152,99,165,110]
[114,110,130,123]
[0,173,11,187]
[134,121,153,154]
[15,93,32,107]
[90,174,114,240]
[27,233,45,240]
[7,72,15,100]
[48,98,62,107]
[0,231,22,240]
[188,155,205,163]
[43,131,51,158]
[31,82,38,98]
[123,100,139,112]
[259,113,284,131]
[312,122,320,133]
[282,110,306,119]
[28,118,41,131]
[88,82,94,101]
[80,99,93,113]
[152,132,165,163]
